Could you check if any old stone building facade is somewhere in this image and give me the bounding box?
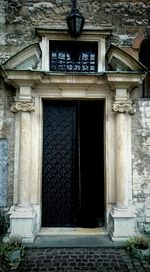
[0,0,150,242]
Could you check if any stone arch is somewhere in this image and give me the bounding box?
[3,43,41,70]
[106,44,145,72]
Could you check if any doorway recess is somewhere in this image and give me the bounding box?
[42,100,104,229]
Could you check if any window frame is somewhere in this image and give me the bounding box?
[49,40,98,73]
[38,28,111,73]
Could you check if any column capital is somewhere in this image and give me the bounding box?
[11,100,35,113]
[112,101,136,114]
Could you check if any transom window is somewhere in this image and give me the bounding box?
[50,41,98,72]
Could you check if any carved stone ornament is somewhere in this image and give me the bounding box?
[11,101,35,113]
[112,102,136,114]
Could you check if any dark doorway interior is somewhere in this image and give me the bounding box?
[139,38,150,70]
[42,100,104,228]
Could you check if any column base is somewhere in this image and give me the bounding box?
[109,205,136,241]
[9,205,37,243]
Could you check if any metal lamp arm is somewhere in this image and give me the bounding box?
[72,0,77,9]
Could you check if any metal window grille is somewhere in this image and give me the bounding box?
[50,41,98,72]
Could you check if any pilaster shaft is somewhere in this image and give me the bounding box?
[11,100,35,208]
[10,98,36,242]
[18,111,31,206]
[113,99,135,208]
[110,95,136,240]
[115,112,128,207]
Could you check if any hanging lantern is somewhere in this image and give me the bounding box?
[66,0,85,38]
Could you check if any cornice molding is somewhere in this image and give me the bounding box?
[35,26,112,38]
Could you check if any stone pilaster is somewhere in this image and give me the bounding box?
[9,99,36,243]
[110,97,136,241]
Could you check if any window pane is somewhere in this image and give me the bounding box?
[50,41,98,73]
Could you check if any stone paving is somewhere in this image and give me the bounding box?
[17,248,150,272]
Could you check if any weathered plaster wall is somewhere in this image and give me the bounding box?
[132,100,150,233]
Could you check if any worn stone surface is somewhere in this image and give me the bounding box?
[0,82,15,208]
[16,248,150,272]
[0,1,149,63]
[0,139,8,207]
[132,100,150,233]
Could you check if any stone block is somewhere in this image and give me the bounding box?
[109,207,136,241]
[10,207,37,243]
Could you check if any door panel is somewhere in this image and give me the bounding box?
[42,100,104,227]
[42,101,78,227]
[79,101,104,227]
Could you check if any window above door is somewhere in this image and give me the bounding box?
[50,41,98,73]
[36,27,112,73]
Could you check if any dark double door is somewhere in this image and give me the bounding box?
[42,100,104,228]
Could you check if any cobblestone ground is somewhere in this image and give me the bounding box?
[17,248,150,272]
